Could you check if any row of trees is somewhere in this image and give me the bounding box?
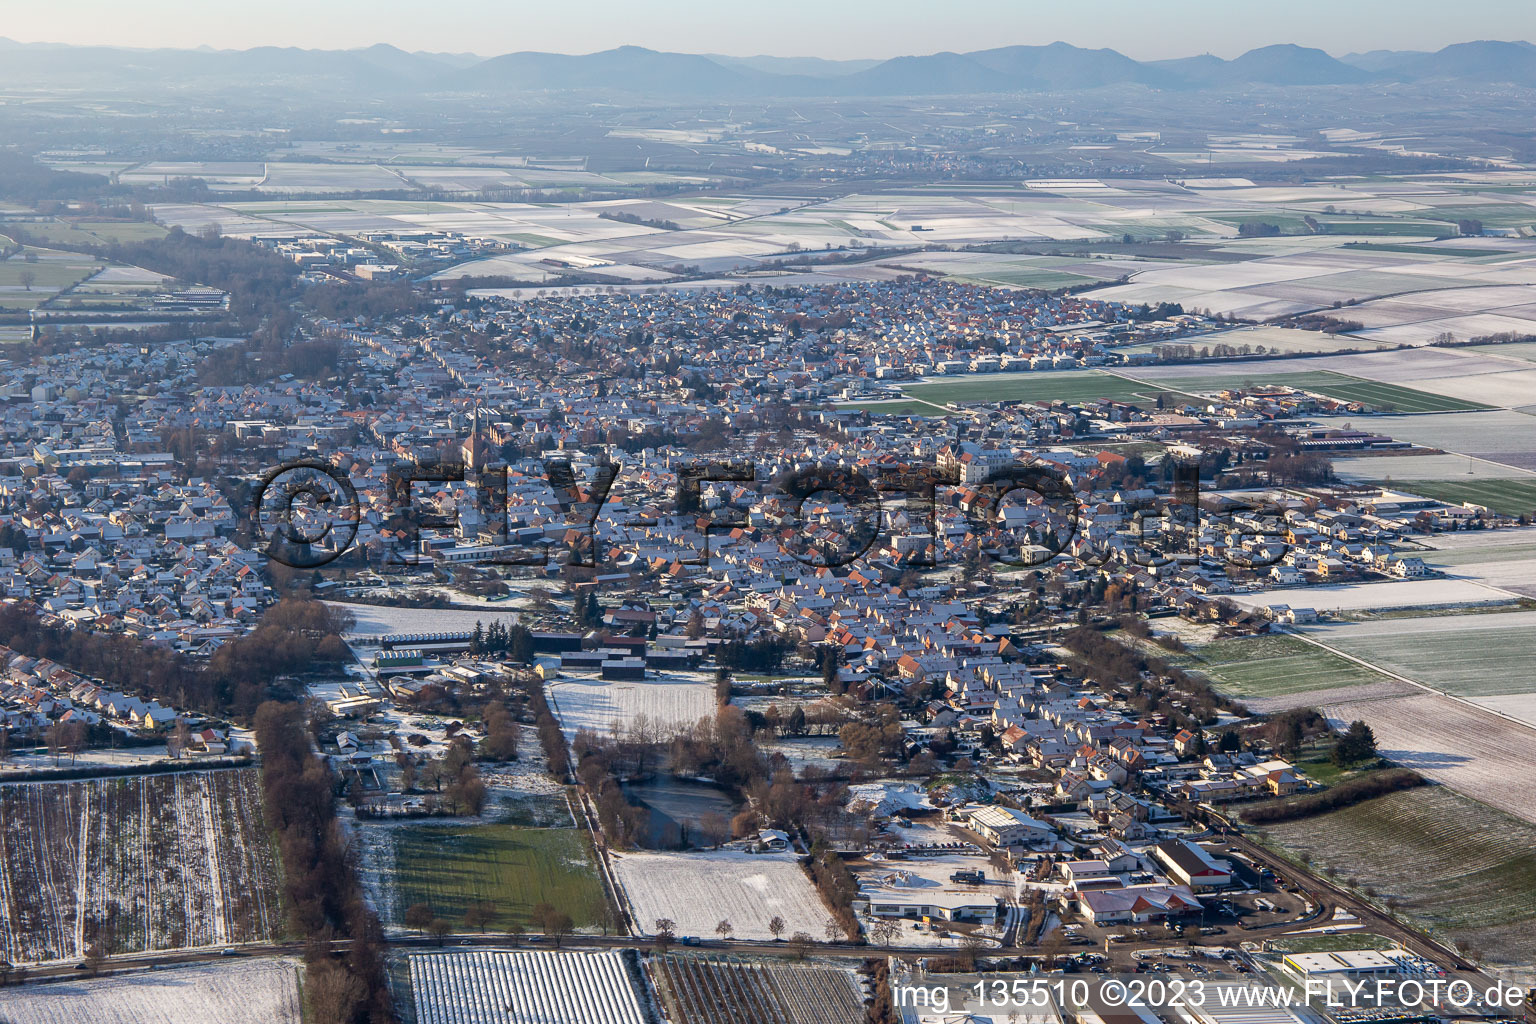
[254,701,395,1024]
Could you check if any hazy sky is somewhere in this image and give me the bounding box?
[2,0,1532,59]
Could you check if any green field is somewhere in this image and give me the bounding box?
[904,370,1197,409]
[1313,614,1536,697]
[1184,633,1394,698]
[391,824,609,933]
[0,252,104,310]
[1393,478,1536,517]
[1143,370,1491,413]
[1261,786,1536,967]
[20,219,168,246]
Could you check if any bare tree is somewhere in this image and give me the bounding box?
[768,915,786,942]
[824,915,844,944]
[715,919,733,942]
[545,911,573,948]
[463,900,496,932]
[167,718,191,760]
[18,270,35,292]
[62,720,87,765]
[428,918,453,946]
[654,918,676,952]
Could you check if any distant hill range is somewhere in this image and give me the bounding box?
[4,38,1536,97]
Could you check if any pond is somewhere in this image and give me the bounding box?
[621,775,741,849]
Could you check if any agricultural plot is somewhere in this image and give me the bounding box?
[1181,633,1397,700]
[0,957,302,1024]
[1392,478,1536,517]
[651,953,866,1024]
[902,370,1195,409]
[0,769,282,964]
[1318,411,1536,473]
[1413,529,1536,598]
[0,248,105,310]
[546,673,717,739]
[1303,611,1536,697]
[1262,786,1536,969]
[611,850,830,940]
[1138,369,1491,412]
[1233,577,1516,613]
[1316,692,1536,825]
[17,218,168,246]
[1332,453,1533,482]
[409,950,646,1024]
[389,824,608,933]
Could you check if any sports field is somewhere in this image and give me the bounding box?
[1144,370,1491,413]
[1184,632,1394,698]
[391,824,609,933]
[903,370,1196,409]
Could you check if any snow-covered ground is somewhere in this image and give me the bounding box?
[0,958,301,1023]
[610,849,830,940]
[410,950,646,1024]
[845,781,933,816]
[1231,577,1517,612]
[328,601,522,638]
[546,673,716,738]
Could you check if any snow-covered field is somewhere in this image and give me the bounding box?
[546,673,716,738]
[1333,454,1536,482]
[0,958,301,1023]
[610,850,829,940]
[410,950,646,1024]
[329,601,522,638]
[1320,693,1536,826]
[1232,577,1516,612]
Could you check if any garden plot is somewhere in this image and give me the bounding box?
[611,850,829,940]
[546,673,716,739]
[410,950,646,1024]
[1262,786,1536,971]
[0,957,302,1024]
[1302,611,1536,697]
[1317,692,1536,825]
[0,769,282,963]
